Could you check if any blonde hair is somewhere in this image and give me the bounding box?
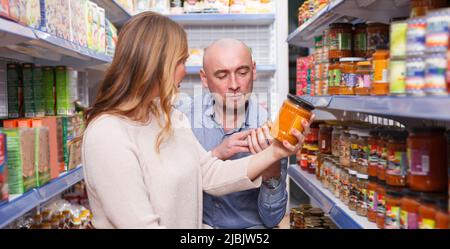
[80,12,189,152]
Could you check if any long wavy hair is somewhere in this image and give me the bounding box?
[79,11,188,152]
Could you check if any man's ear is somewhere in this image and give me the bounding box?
[252,61,257,81]
[200,69,209,88]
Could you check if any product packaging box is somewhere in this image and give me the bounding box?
[25,0,41,29]
[6,63,21,119]
[106,19,118,56]
[0,132,8,204]
[42,66,55,116]
[98,7,106,54]
[39,116,61,179]
[33,65,45,117]
[31,119,50,187]
[22,63,36,118]
[69,0,88,47]
[86,1,97,50]
[40,0,58,36]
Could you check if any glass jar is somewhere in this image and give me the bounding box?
[339,58,365,95]
[355,61,372,95]
[368,130,379,177]
[407,127,448,192]
[271,94,314,145]
[328,23,353,59]
[333,166,341,198]
[316,154,325,179]
[367,23,390,57]
[348,170,358,211]
[307,144,319,175]
[357,130,370,175]
[384,186,403,229]
[322,158,331,189]
[340,131,351,168]
[377,130,390,183]
[367,177,379,223]
[376,181,387,229]
[354,23,368,58]
[331,126,343,157]
[386,130,409,187]
[371,48,390,96]
[340,169,350,205]
[418,195,439,229]
[328,59,341,95]
[400,189,421,229]
[349,130,360,172]
[328,162,336,194]
[356,173,369,217]
[319,124,333,154]
[300,145,309,171]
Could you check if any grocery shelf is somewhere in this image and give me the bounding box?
[0,18,113,69]
[185,64,276,74]
[91,0,132,26]
[0,166,84,228]
[168,13,275,25]
[287,0,410,48]
[298,95,450,121]
[288,165,378,229]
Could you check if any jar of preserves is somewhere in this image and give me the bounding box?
[340,169,350,205]
[354,23,368,58]
[328,59,341,95]
[367,23,390,57]
[376,181,387,229]
[300,145,309,171]
[384,186,403,229]
[368,130,379,177]
[331,126,343,157]
[333,166,342,198]
[322,158,331,188]
[357,130,370,175]
[328,23,353,59]
[307,144,319,174]
[349,130,360,172]
[340,131,351,168]
[418,195,439,229]
[386,130,409,187]
[400,189,421,229]
[377,130,390,183]
[339,58,365,95]
[367,177,379,223]
[407,127,448,192]
[355,61,372,95]
[348,170,358,211]
[371,48,390,96]
[271,94,315,145]
[319,124,332,154]
[436,198,450,229]
[356,173,369,217]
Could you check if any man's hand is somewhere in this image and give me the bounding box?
[211,130,252,160]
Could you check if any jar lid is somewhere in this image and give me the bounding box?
[409,126,446,134]
[339,57,365,62]
[287,94,315,111]
[329,22,353,28]
[356,61,371,67]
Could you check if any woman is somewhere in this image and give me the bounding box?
[81,12,312,229]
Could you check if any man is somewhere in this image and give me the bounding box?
[178,38,287,229]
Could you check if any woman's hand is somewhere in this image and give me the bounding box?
[270,114,315,160]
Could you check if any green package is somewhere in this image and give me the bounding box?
[33,66,45,117]
[22,63,36,118]
[55,66,69,116]
[42,66,55,116]
[35,127,51,187]
[7,64,21,118]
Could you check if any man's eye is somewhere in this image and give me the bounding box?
[217,74,227,79]
[238,71,248,76]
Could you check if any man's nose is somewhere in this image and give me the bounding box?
[229,75,240,92]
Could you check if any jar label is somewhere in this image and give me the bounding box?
[373,60,389,82]
[377,193,385,214]
[321,139,326,149]
[378,147,388,170]
[354,33,367,52]
[358,144,370,168]
[357,74,371,88]
[419,218,436,229]
[368,32,389,52]
[400,211,418,229]
[350,142,359,164]
[342,73,358,87]
[385,205,401,229]
[368,190,377,211]
[369,144,378,164]
[330,33,352,51]
[357,188,367,209]
[408,149,430,176]
[387,151,408,176]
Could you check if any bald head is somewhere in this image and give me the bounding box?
[203,38,253,70]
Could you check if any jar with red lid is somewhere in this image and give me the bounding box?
[368,130,380,177]
[376,181,386,229]
[367,177,379,223]
[319,124,332,154]
[299,145,309,171]
[400,189,421,229]
[386,130,409,187]
[384,186,403,229]
[407,127,448,192]
[328,23,353,59]
[307,145,319,174]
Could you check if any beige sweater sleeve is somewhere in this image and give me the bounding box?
[83,117,165,229]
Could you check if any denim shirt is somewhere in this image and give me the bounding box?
[176,93,288,229]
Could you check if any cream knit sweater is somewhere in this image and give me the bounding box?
[82,109,261,229]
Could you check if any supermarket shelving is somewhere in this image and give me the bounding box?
[168,13,275,25]
[299,95,450,121]
[92,0,132,26]
[287,0,410,47]
[288,165,378,229]
[0,166,84,228]
[185,64,276,74]
[0,18,113,69]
